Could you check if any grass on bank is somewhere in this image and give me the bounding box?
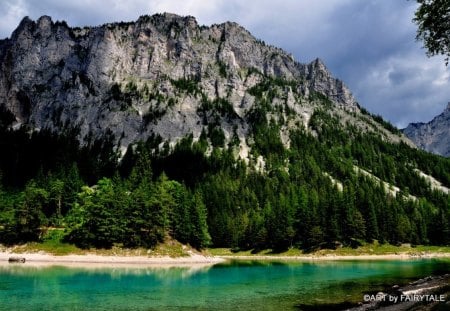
[2,229,192,257]
[2,231,450,257]
[207,241,450,257]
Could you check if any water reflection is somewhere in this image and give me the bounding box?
[0,259,448,310]
[0,263,213,279]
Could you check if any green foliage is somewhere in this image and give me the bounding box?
[209,126,225,147]
[198,96,237,121]
[308,91,333,107]
[217,61,227,78]
[171,78,201,95]
[110,81,169,119]
[189,191,211,248]
[110,81,137,110]
[62,150,213,250]
[248,76,297,99]
[371,113,401,135]
[413,0,450,65]
[0,181,48,244]
[0,92,449,251]
[143,107,166,125]
[252,119,285,159]
[0,126,117,188]
[65,179,123,248]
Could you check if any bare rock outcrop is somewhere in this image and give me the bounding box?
[403,103,450,157]
[0,13,358,152]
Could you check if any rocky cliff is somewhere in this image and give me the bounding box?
[0,13,407,158]
[0,14,357,148]
[403,103,450,157]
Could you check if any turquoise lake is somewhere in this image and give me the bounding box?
[0,259,449,310]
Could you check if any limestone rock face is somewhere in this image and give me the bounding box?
[403,103,450,157]
[0,14,358,150]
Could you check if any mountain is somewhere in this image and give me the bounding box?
[0,14,405,154]
[0,14,449,250]
[403,103,450,157]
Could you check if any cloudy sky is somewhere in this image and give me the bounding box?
[1,0,449,128]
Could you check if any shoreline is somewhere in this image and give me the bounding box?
[218,252,450,261]
[0,251,225,269]
[0,251,449,268]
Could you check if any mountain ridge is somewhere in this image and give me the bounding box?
[403,103,450,157]
[0,13,361,155]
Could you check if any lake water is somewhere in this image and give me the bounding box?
[0,259,449,310]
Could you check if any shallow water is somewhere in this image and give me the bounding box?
[0,259,449,310]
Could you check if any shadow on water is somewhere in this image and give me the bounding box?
[214,259,290,268]
[295,301,359,311]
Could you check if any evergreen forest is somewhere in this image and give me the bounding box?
[0,97,449,252]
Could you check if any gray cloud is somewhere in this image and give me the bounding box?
[0,0,449,127]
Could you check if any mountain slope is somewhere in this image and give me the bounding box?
[403,103,450,157]
[0,14,449,250]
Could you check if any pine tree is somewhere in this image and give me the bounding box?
[13,181,48,243]
[189,191,211,249]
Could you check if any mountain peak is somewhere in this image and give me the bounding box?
[0,13,364,151]
[312,57,326,68]
[403,103,450,157]
[136,12,199,28]
[17,16,34,27]
[37,15,53,25]
[11,16,34,39]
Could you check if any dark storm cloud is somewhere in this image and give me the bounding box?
[1,0,449,127]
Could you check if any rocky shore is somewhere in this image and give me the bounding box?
[347,274,450,311]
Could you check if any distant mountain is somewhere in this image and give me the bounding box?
[403,103,450,157]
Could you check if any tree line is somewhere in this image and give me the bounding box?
[0,105,449,250]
